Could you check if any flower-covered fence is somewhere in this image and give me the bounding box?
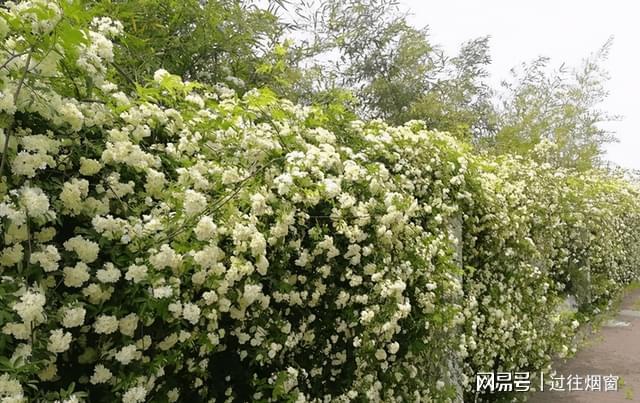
[1,2,640,402]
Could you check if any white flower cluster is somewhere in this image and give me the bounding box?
[11,132,59,177]
[0,373,24,402]
[90,16,124,38]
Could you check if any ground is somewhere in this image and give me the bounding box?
[528,286,640,402]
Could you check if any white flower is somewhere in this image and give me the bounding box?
[149,245,182,270]
[20,134,60,154]
[256,255,269,275]
[158,333,178,351]
[183,189,207,216]
[38,361,57,381]
[0,244,24,267]
[90,364,113,384]
[294,250,309,267]
[168,302,182,318]
[100,81,118,93]
[30,245,61,272]
[12,289,46,324]
[0,92,16,114]
[63,262,91,287]
[114,344,140,365]
[35,227,56,242]
[275,173,293,195]
[167,388,180,402]
[83,284,113,305]
[145,169,166,196]
[193,244,224,269]
[79,158,102,176]
[194,215,217,241]
[119,313,138,337]
[241,284,262,307]
[111,91,130,106]
[60,394,81,403]
[91,16,123,38]
[322,178,341,198]
[152,286,173,299]
[250,193,269,216]
[94,315,119,334]
[182,303,201,324]
[374,349,387,361]
[96,263,121,283]
[11,151,55,177]
[11,343,32,364]
[360,309,375,324]
[59,178,89,215]
[59,102,84,131]
[2,322,30,340]
[64,236,100,263]
[0,373,24,401]
[19,186,51,219]
[189,270,204,287]
[125,264,148,283]
[47,329,72,353]
[122,386,147,403]
[0,202,26,226]
[153,69,170,82]
[388,341,400,354]
[185,93,205,108]
[62,306,86,328]
[202,291,218,305]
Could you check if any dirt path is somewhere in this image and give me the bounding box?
[528,286,640,402]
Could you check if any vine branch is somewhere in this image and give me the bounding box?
[0,47,34,177]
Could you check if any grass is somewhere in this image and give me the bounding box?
[625,387,634,400]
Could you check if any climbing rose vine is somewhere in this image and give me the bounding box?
[1,1,640,402]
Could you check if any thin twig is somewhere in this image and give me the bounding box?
[0,51,29,72]
[60,60,82,99]
[0,127,12,179]
[111,62,136,88]
[11,50,32,112]
[79,98,106,104]
[104,177,129,213]
[25,213,32,266]
[257,105,291,152]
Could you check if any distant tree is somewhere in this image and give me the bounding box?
[88,0,618,168]
[399,37,497,140]
[488,39,617,170]
[292,0,496,140]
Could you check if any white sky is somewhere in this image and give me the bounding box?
[400,0,640,170]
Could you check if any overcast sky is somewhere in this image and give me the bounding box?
[400,0,640,170]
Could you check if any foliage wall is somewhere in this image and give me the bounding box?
[461,152,640,401]
[1,2,639,402]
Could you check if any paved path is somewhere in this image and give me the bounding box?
[529,286,640,402]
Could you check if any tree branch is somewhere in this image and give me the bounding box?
[111,61,136,88]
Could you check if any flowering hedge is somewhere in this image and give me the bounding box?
[1,2,640,402]
[460,154,640,400]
